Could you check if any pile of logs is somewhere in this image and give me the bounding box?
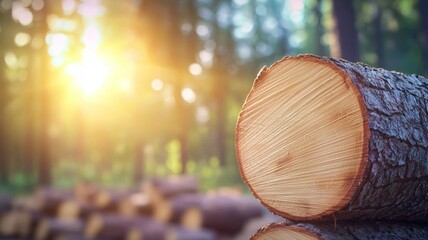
[0,176,274,240]
[235,55,428,239]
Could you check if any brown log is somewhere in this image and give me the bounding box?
[144,176,198,202]
[54,233,86,240]
[73,182,98,204]
[233,214,284,240]
[236,54,428,221]
[35,187,80,220]
[92,188,137,212]
[0,211,27,237]
[118,193,154,217]
[84,213,154,239]
[251,220,428,240]
[18,210,43,238]
[166,227,216,240]
[178,195,264,235]
[0,193,11,213]
[125,219,169,240]
[35,218,83,240]
[153,194,204,223]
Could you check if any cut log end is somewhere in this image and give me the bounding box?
[181,207,202,230]
[252,224,319,240]
[236,55,369,219]
[84,214,102,238]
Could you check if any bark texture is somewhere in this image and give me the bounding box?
[251,220,428,240]
[327,55,428,221]
[237,54,428,221]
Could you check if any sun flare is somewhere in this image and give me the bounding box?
[66,52,110,96]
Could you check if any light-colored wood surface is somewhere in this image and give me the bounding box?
[254,226,319,240]
[236,56,367,219]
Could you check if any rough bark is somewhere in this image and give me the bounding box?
[251,220,428,240]
[327,55,428,221]
[236,54,428,221]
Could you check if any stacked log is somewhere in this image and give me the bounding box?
[156,194,265,235]
[251,221,428,240]
[235,54,428,239]
[144,176,199,202]
[0,176,271,240]
[34,218,84,240]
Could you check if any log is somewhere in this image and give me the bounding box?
[124,219,169,240]
[144,176,198,202]
[251,220,428,240]
[54,233,86,240]
[165,227,216,240]
[0,211,26,237]
[35,218,84,240]
[35,187,80,220]
[119,193,154,217]
[153,194,204,223]
[73,181,98,204]
[233,214,284,240]
[236,54,428,221]
[0,193,11,213]
[92,188,137,212]
[85,213,155,239]
[162,195,263,235]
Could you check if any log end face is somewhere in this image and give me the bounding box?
[236,55,369,220]
[251,223,320,240]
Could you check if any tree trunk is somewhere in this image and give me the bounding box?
[332,0,360,61]
[373,0,384,67]
[314,0,326,56]
[251,220,428,240]
[0,44,9,183]
[38,3,52,185]
[419,0,428,76]
[236,54,428,221]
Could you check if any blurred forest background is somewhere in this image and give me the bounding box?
[0,0,427,194]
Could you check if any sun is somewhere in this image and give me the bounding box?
[66,51,110,96]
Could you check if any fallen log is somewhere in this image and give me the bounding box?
[54,233,86,240]
[85,213,154,239]
[153,194,203,223]
[236,54,428,221]
[35,218,83,240]
[0,193,11,213]
[92,188,137,212]
[33,187,81,221]
[119,193,154,217]
[124,219,169,240]
[0,211,26,237]
[251,220,428,240]
[178,195,264,235]
[166,227,216,240]
[144,176,198,202]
